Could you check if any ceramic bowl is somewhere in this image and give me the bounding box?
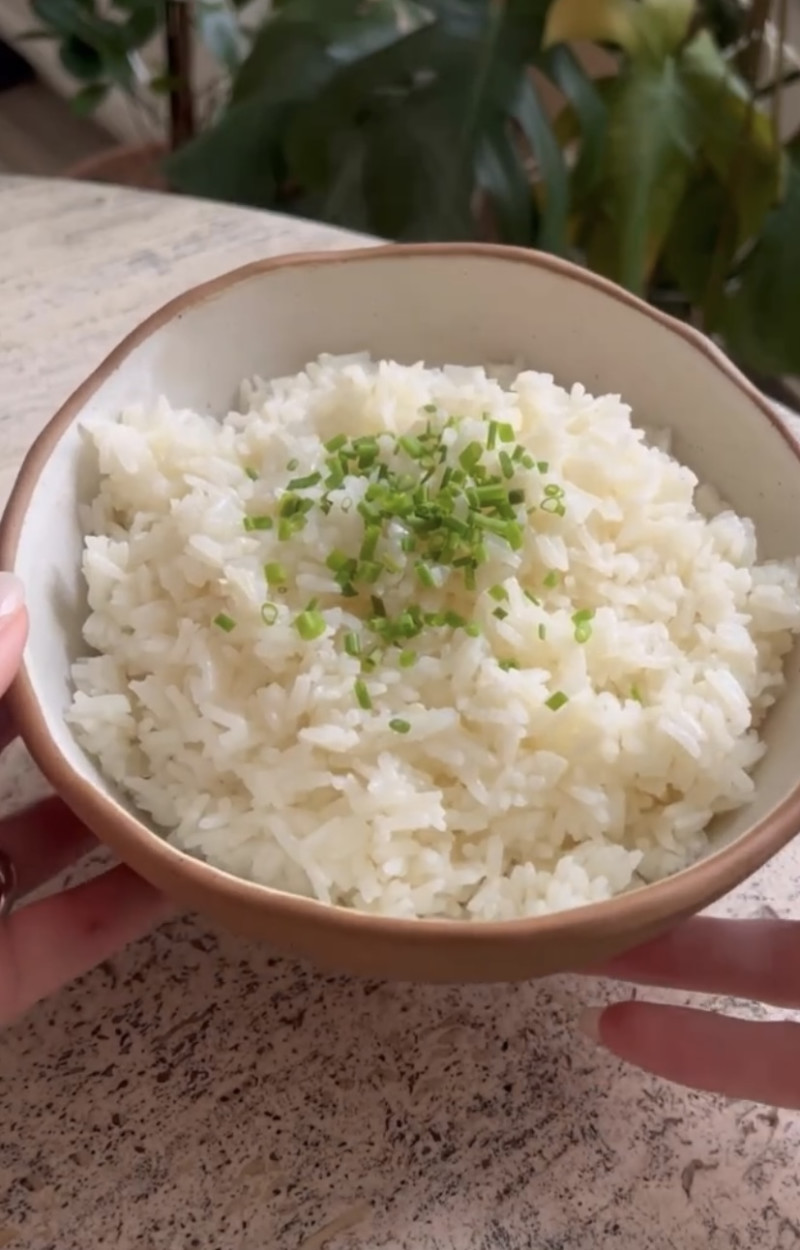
[3,244,800,983]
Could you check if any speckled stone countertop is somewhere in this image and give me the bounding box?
[1,174,800,1250]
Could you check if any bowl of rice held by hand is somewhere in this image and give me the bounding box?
[4,244,800,983]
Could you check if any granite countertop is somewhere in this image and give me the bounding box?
[1,174,799,1250]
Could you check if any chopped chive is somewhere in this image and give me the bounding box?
[243,515,273,532]
[415,562,435,588]
[389,718,411,734]
[286,458,299,471]
[422,402,437,413]
[444,610,467,629]
[399,649,417,668]
[213,613,236,633]
[355,679,372,710]
[489,584,508,603]
[631,684,643,704]
[499,451,514,479]
[361,525,380,561]
[572,609,595,624]
[498,659,519,671]
[541,496,566,515]
[287,472,321,490]
[344,631,361,657]
[493,606,508,620]
[264,562,287,586]
[545,690,569,711]
[487,421,498,450]
[465,622,481,637]
[261,602,278,626]
[537,460,549,473]
[294,609,326,641]
[459,441,483,472]
[524,590,540,605]
[399,434,424,459]
[244,466,259,481]
[498,422,515,443]
[543,570,560,588]
[575,623,592,643]
[538,623,546,641]
[325,433,348,452]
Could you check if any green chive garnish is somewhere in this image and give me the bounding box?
[389,718,411,734]
[294,609,326,641]
[538,623,546,641]
[287,472,321,490]
[264,562,287,586]
[243,515,273,532]
[261,602,278,626]
[213,613,236,633]
[344,631,361,658]
[545,691,568,711]
[543,570,560,588]
[244,466,259,481]
[355,679,372,709]
[489,585,508,602]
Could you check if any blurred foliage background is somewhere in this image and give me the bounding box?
[25,0,800,380]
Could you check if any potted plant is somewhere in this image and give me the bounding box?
[25,0,800,384]
[23,0,249,186]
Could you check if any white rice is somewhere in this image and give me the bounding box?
[68,355,800,920]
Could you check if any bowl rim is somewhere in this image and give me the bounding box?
[3,239,800,943]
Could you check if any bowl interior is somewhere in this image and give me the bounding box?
[12,247,800,876]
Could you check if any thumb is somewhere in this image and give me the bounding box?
[0,573,27,699]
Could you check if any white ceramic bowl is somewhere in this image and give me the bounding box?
[3,244,800,982]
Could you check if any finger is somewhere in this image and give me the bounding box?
[0,583,27,753]
[0,864,173,1026]
[0,796,94,899]
[0,574,27,702]
[583,1000,800,1109]
[596,916,800,1009]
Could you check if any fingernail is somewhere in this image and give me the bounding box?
[0,573,24,622]
[578,1006,604,1044]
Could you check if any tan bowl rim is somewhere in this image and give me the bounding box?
[3,240,800,944]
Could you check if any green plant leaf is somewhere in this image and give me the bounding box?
[71,82,109,115]
[511,75,569,253]
[360,88,476,239]
[662,173,729,302]
[717,142,800,375]
[679,30,782,246]
[194,0,247,73]
[544,45,607,202]
[640,0,695,57]
[232,23,334,106]
[59,34,104,80]
[604,58,696,292]
[476,124,534,246]
[164,93,285,205]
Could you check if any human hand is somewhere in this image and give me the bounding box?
[582,914,800,1108]
[0,573,171,1027]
